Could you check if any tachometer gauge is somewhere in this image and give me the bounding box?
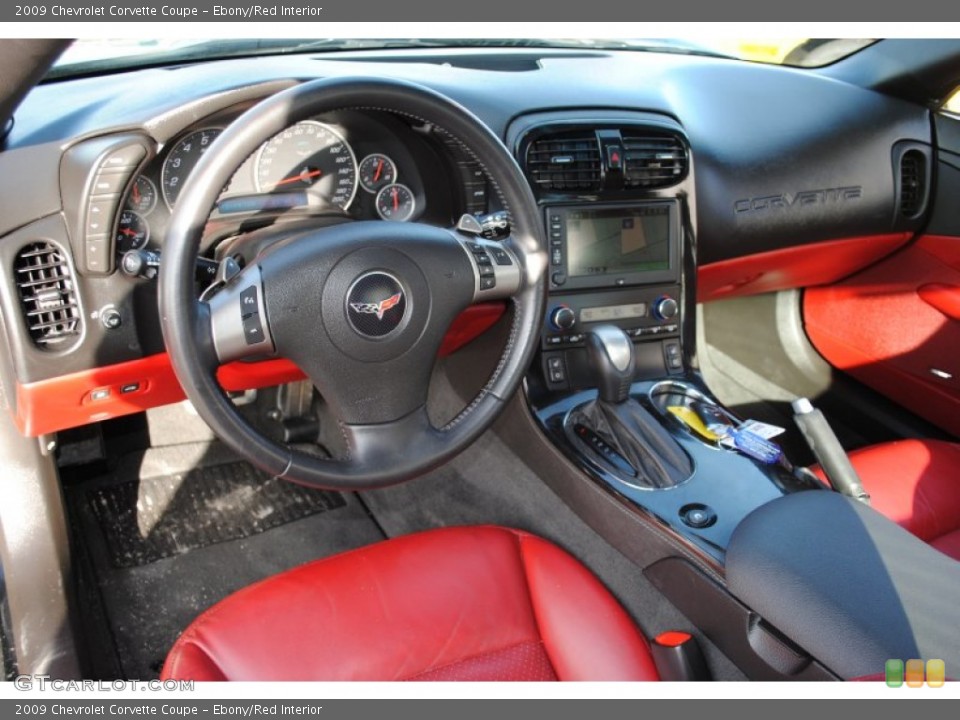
[375,183,416,222]
[115,210,149,253]
[358,153,398,193]
[126,176,158,215]
[162,128,223,209]
[255,121,358,210]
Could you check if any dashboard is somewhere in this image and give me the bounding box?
[0,45,938,437]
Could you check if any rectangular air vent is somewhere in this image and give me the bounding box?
[622,131,688,188]
[14,242,81,350]
[526,132,602,191]
[899,149,926,218]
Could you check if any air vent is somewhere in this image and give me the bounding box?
[622,131,688,188]
[899,150,926,217]
[526,132,602,191]
[14,242,82,350]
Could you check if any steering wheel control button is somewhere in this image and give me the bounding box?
[240,286,259,319]
[680,504,717,529]
[242,313,265,345]
[346,272,407,338]
[480,277,497,290]
[491,248,513,266]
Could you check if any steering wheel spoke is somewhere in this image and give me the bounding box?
[447,228,525,304]
[206,263,276,364]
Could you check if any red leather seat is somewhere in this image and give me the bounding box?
[161,525,660,681]
[814,439,960,561]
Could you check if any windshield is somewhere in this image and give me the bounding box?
[48,38,876,79]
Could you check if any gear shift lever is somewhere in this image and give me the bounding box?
[570,325,692,488]
[585,325,637,403]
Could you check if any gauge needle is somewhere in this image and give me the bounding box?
[392,187,399,211]
[132,184,141,204]
[374,159,383,182]
[120,228,138,237]
[275,169,322,187]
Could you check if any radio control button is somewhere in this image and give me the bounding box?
[549,306,576,331]
[654,295,679,321]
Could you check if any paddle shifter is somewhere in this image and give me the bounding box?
[570,325,692,488]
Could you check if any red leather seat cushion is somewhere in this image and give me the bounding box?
[813,439,960,561]
[161,525,659,681]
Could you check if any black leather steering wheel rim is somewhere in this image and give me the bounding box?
[158,77,546,490]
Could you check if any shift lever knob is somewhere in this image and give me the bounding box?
[585,325,636,404]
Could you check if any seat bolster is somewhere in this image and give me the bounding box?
[517,532,660,681]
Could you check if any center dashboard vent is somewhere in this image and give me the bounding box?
[621,131,688,188]
[523,125,688,195]
[526,131,602,191]
[14,242,82,350]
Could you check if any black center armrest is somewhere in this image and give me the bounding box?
[726,490,960,679]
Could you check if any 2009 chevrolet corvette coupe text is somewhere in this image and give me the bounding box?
[0,37,959,683]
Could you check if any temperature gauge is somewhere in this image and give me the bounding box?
[359,153,397,193]
[375,183,416,222]
[126,176,158,215]
[115,210,150,254]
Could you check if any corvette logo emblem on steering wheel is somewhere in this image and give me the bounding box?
[345,272,407,338]
[349,292,403,320]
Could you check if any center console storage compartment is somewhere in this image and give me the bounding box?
[725,491,960,679]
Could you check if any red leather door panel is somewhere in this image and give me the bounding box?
[804,235,960,437]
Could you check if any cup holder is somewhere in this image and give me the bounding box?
[649,381,740,448]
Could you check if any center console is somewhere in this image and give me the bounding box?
[504,111,955,682]
[511,112,822,571]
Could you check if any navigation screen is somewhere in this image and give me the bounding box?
[566,206,671,278]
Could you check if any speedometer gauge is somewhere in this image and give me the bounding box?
[162,128,222,209]
[254,121,358,210]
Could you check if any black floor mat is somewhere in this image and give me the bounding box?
[88,461,345,568]
[68,450,385,680]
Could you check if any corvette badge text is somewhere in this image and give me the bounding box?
[733,186,863,215]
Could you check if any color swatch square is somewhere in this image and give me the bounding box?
[885,659,904,687]
[906,659,925,687]
[926,659,945,688]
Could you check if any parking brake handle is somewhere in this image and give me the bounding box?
[791,398,870,505]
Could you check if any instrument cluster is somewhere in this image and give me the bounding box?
[116,109,469,257]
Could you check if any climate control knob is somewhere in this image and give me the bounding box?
[549,305,576,331]
[653,295,679,321]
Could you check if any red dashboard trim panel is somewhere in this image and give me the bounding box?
[697,233,912,303]
[12,302,506,437]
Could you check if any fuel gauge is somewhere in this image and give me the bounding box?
[375,183,416,222]
[115,210,150,254]
[359,153,398,193]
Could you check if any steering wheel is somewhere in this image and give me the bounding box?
[158,78,546,490]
